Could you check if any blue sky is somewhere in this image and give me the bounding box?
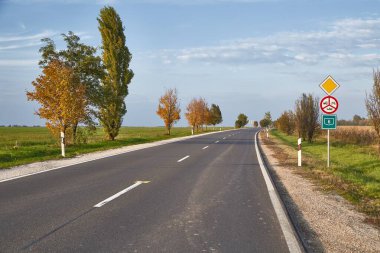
[1,0,380,126]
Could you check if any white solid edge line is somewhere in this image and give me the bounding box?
[0,129,238,184]
[94,181,147,208]
[177,155,190,163]
[202,146,209,150]
[254,132,302,253]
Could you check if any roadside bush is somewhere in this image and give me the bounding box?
[75,127,96,144]
[295,93,319,143]
[276,110,295,135]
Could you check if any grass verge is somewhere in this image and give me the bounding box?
[266,129,380,227]
[0,126,228,169]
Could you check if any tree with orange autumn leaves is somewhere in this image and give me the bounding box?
[156,88,181,135]
[26,60,88,144]
[185,97,210,133]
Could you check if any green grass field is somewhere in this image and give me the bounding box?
[270,129,380,224]
[0,126,225,169]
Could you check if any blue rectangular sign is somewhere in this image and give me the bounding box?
[321,114,337,130]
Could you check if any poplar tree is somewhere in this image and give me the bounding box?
[97,6,134,140]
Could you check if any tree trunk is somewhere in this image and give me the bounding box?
[61,127,66,145]
[72,122,78,144]
[108,133,115,141]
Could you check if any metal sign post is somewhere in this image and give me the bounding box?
[327,130,330,167]
[321,114,337,167]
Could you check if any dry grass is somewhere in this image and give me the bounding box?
[332,126,378,146]
[338,126,374,130]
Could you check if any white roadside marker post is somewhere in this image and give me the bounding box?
[298,138,302,167]
[60,131,65,157]
[266,128,269,138]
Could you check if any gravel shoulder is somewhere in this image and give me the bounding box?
[259,132,380,253]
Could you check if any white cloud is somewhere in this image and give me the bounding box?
[0,31,57,52]
[0,42,44,50]
[158,18,380,68]
[0,30,58,53]
[19,22,26,30]
[0,59,38,66]
[0,31,56,42]
[0,30,93,51]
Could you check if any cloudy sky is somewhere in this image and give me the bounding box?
[0,0,379,126]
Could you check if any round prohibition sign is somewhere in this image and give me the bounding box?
[320,95,339,114]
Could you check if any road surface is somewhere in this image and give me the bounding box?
[0,128,296,252]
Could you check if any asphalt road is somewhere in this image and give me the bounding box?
[0,128,293,253]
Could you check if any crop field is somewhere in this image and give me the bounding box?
[270,128,380,225]
[0,126,225,169]
[332,126,377,146]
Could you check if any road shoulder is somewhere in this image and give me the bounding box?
[258,132,380,253]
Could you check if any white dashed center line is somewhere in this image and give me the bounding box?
[94,181,150,208]
[202,146,209,150]
[177,155,190,163]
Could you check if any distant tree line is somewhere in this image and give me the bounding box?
[272,69,379,147]
[274,102,370,142]
[337,115,370,126]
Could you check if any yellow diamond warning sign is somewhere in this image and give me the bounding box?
[319,75,340,95]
